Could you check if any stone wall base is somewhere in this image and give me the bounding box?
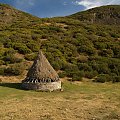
[22,81,61,91]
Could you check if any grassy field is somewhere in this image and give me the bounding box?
[0,81,120,120]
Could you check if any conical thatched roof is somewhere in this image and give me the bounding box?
[23,51,59,83]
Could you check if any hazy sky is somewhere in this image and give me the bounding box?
[0,0,120,18]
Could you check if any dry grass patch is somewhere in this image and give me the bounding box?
[0,81,120,120]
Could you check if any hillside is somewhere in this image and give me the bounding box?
[69,5,120,25]
[0,4,120,83]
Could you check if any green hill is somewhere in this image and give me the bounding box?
[0,3,120,82]
[69,5,120,25]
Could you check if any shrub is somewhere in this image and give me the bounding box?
[0,60,5,65]
[112,76,120,83]
[63,63,79,72]
[94,74,112,83]
[31,34,39,40]
[99,49,114,57]
[110,33,119,38]
[77,55,88,63]
[78,45,96,55]
[25,53,37,61]
[14,43,32,54]
[70,71,84,81]
[50,58,64,71]
[49,26,61,32]
[3,49,23,64]
[108,59,120,75]
[52,62,62,71]
[94,42,107,50]
[96,31,107,37]
[4,63,25,76]
[0,67,5,75]
[58,71,67,78]
[4,48,16,56]
[112,45,120,58]
[84,70,98,79]
[63,63,80,77]
[26,42,40,52]
[4,42,13,48]
[97,64,110,74]
[72,74,82,81]
[78,63,92,71]
[3,55,23,64]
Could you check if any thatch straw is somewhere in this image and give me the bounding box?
[23,51,59,83]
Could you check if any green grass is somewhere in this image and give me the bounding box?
[0,82,120,99]
[0,82,120,120]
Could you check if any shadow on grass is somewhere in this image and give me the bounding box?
[0,83,23,90]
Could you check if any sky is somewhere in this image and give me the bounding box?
[0,0,120,18]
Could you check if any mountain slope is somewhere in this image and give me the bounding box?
[0,4,120,82]
[0,4,37,24]
[69,5,120,25]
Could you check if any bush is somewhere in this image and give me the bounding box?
[94,74,112,83]
[78,63,92,71]
[78,45,96,55]
[14,43,32,54]
[4,42,14,48]
[99,49,114,57]
[3,55,23,64]
[26,42,40,52]
[94,42,107,50]
[52,63,61,71]
[96,31,107,37]
[110,33,119,38]
[58,71,67,78]
[63,63,79,72]
[4,63,25,76]
[97,64,110,74]
[3,49,23,64]
[25,53,37,61]
[0,60,5,65]
[51,60,63,71]
[71,71,84,81]
[0,67,5,75]
[4,48,16,56]
[63,63,80,77]
[84,71,98,79]
[112,76,120,83]
[72,74,82,81]
[77,55,88,63]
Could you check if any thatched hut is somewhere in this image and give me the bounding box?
[22,51,61,91]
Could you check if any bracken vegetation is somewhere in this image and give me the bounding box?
[0,4,120,83]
